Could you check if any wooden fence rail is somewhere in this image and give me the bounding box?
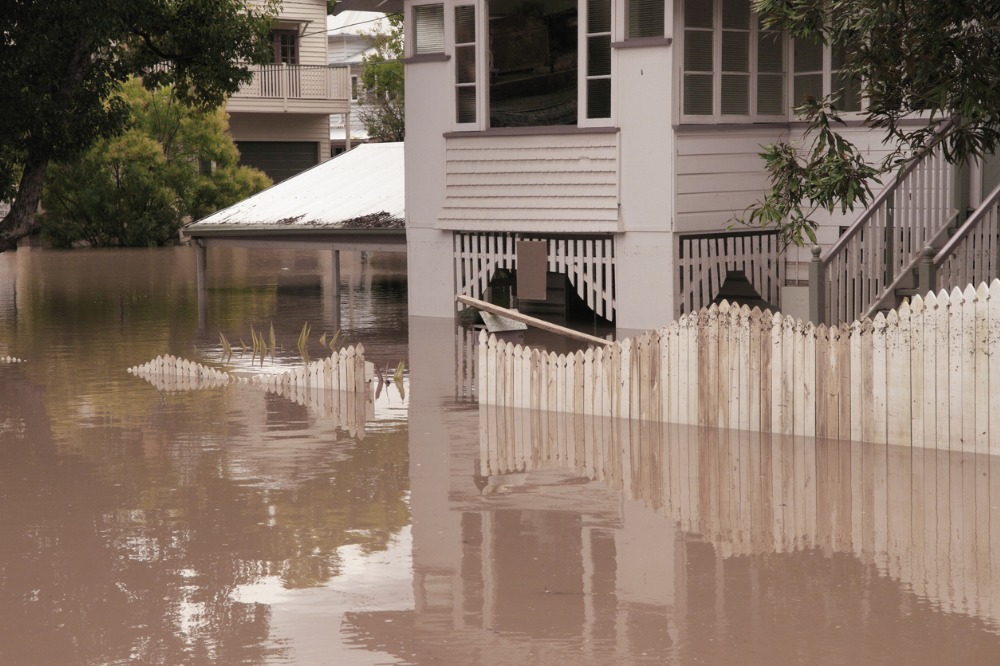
[479,280,1000,452]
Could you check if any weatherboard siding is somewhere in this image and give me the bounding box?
[437,133,620,233]
[275,0,329,68]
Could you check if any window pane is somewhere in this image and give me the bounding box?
[588,0,611,34]
[684,0,712,29]
[835,71,862,112]
[456,86,477,123]
[794,39,823,73]
[489,0,578,127]
[684,74,713,115]
[684,30,713,72]
[722,0,750,30]
[722,31,749,72]
[628,0,665,38]
[757,31,783,73]
[793,73,823,107]
[832,42,848,71]
[721,74,748,114]
[456,45,476,83]
[587,79,611,118]
[414,4,445,54]
[757,73,784,115]
[588,35,611,76]
[455,5,476,44]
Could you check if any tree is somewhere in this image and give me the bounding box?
[41,80,271,248]
[357,14,405,142]
[741,1,1000,247]
[0,0,276,252]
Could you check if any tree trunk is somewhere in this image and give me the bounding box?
[0,155,48,252]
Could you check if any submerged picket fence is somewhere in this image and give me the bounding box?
[479,280,1000,453]
[128,345,374,436]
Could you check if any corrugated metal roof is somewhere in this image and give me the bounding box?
[186,142,403,232]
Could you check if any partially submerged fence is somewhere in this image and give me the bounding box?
[479,281,1000,452]
[128,345,374,436]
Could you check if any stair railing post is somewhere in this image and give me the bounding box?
[918,244,937,297]
[884,197,895,290]
[809,245,825,324]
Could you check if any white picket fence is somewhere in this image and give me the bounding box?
[128,346,374,436]
[479,280,1000,452]
[478,410,1000,624]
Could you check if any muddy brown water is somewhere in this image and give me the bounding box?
[0,246,998,665]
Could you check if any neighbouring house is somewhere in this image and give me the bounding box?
[328,10,393,155]
[226,0,351,183]
[375,0,1000,333]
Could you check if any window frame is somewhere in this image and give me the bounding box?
[677,0,866,125]
[412,3,446,56]
[445,0,618,132]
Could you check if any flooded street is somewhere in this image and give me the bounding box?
[1,247,999,664]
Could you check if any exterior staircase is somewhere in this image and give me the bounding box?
[814,135,1000,325]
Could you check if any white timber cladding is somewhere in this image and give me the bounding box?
[438,133,621,233]
[454,232,616,319]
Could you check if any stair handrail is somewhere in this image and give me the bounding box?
[815,121,957,325]
[924,177,1000,293]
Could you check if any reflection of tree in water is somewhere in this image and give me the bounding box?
[0,368,409,663]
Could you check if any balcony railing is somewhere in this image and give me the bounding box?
[230,64,350,103]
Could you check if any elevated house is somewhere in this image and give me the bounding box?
[227,0,351,182]
[387,0,1000,332]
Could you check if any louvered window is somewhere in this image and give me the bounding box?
[791,38,863,114]
[586,0,612,120]
[413,4,445,54]
[454,5,477,125]
[682,0,788,121]
[626,0,664,39]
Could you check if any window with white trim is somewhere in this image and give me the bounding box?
[413,4,445,54]
[791,38,861,112]
[681,0,786,121]
[626,0,664,39]
[449,0,619,130]
[681,0,864,122]
[454,4,477,125]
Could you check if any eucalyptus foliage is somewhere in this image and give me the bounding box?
[741,0,1000,246]
[0,0,276,251]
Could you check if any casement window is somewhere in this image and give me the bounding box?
[351,75,359,101]
[792,39,861,112]
[413,4,445,54]
[681,0,862,122]
[681,0,785,121]
[448,0,620,130]
[271,29,299,64]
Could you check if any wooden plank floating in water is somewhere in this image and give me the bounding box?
[476,279,1000,451]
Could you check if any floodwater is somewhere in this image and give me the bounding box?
[1,247,999,665]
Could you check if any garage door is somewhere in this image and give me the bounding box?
[235,142,318,183]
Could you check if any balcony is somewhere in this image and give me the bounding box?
[227,64,351,114]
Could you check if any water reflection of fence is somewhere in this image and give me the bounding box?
[480,404,1000,626]
[128,346,374,436]
[479,281,1000,452]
